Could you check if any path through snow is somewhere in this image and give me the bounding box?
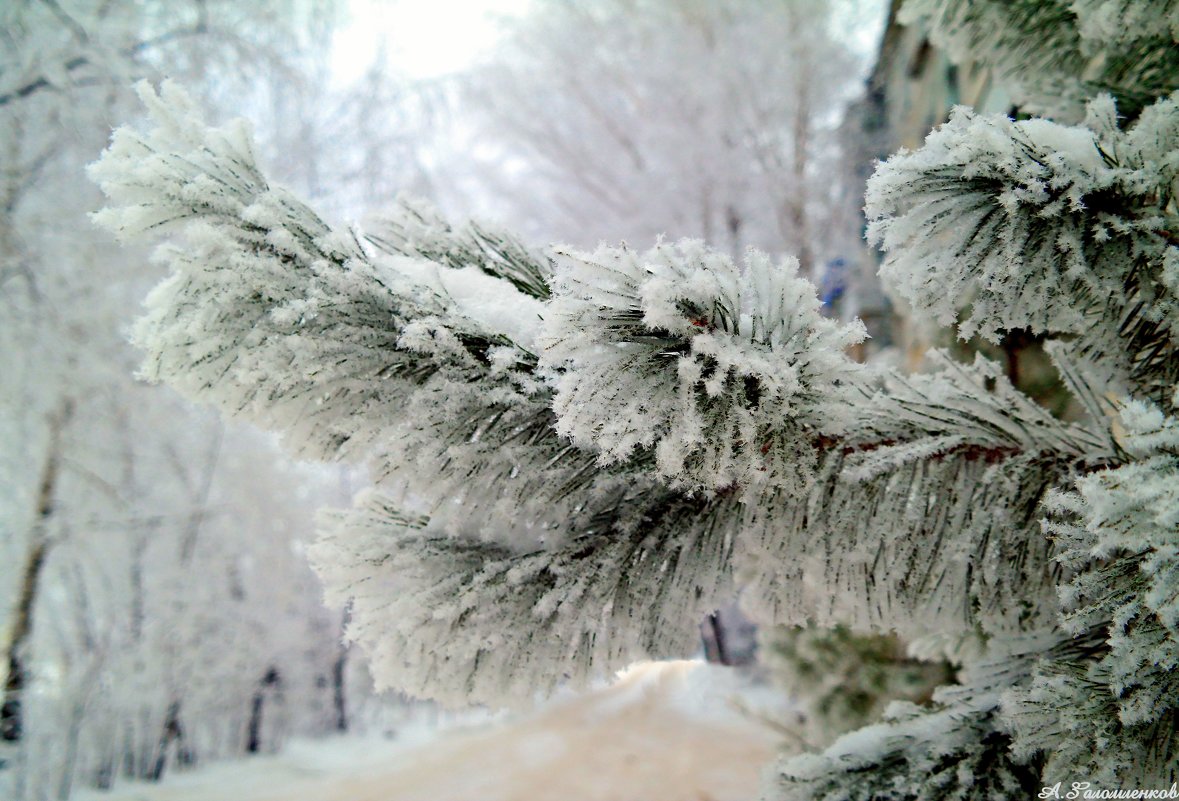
[75,661,782,801]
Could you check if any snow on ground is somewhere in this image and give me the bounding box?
[74,660,783,801]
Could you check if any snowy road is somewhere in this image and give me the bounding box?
[76,661,781,801]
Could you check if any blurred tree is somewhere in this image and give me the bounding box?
[0,2,429,797]
[449,0,863,271]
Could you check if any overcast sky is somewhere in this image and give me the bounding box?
[330,0,532,82]
[332,0,888,84]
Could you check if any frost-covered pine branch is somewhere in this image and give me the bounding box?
[867,94,1179,402]
[309,489,739,706]
[770,1,1179,792]
[898,0,1179,121]
[539,239,867,495]
[1003,396,1179,785]
[94,79,1112,706]
[90,82,748,702]
[771,634,1089,801]
[90,82,572,543]
[363,195,553,300]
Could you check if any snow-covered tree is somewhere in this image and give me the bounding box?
[444,0,864,269]
[92,0,1178,796]
[0,2,427,797]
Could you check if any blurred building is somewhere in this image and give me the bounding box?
[833,0,1012,363]
[835,0,1068,412]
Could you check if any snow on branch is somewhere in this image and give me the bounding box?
[776,703,1030,801]
[88,86,700,556]
[867,95,1179,399]
[363,196,554,300]
[1069,0,1179,56]
[738,351,1118,642]
[868,106,1108,340]
[770,634,1074,801]
[89,82,546,475]
[310,489,738,706]
[540,240,867,495]
[1003,396,1179,784]
[842,351,1112,478]
[741,444,1063,643]
[898,0,1179,121]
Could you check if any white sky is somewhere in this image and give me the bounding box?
[331,0,888,85]
[330,0,533,82]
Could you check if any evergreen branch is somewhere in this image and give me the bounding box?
[363,196,554,300]
[89,82,545,479]
[770,633,1080,801]
[539,240,869,495]
[1000,399,1179,785]
[898,0,1179,121]
[309,488,738,706]
[91,83,1142,715]
[867,95,1179,403]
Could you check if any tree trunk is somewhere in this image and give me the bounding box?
[246,667,282,754]
[2,398,72,743]
[701,612,731,665]
[332,640,348,733]
[178,421,222,564]
[788,63,813,273]
[148,700,193,781]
